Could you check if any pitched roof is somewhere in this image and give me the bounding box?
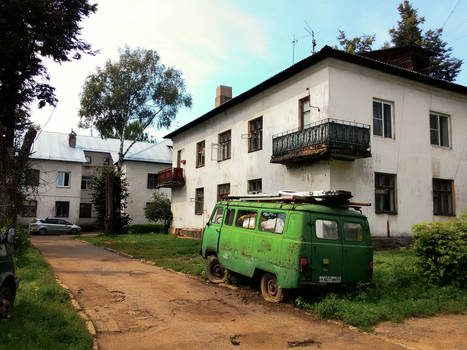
[165,45,467,139]
[31,131,172,164]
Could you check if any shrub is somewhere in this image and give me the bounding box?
[412,210,467,288]
[144,193,172,234]
[1,224,30,257]
[128,223,165,234]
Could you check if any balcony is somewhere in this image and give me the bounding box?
[157,167,185,188]
[271,118,371,165]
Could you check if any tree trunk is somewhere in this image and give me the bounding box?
[104,172,114,235]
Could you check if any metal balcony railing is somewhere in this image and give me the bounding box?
[271,118,371,163]
[157,167,185,188]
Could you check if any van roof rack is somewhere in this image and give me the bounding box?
[227,190,370,208]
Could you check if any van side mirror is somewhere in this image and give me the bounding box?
[206,222,210,227]
[7,228,15,245]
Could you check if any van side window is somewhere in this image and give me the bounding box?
[344,222,363,241]
[235,210,257,229]
[259,212,286,234]
[210,207,224,224]
[316,219,338,240]
[225,209,235,226]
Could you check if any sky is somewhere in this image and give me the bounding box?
[30,0,467,141]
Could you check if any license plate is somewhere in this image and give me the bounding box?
[319,276,341,283]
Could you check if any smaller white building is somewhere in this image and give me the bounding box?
[18,131,171,227]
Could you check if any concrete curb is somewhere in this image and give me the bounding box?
[55,277,99,350]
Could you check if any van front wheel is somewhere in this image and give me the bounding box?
[206,256,227,283]
[261,273,284,302]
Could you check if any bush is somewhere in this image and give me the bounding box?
[128,224,165,234]
[144,193,172,234]
[412,210,467,288]
[1,224,30,257]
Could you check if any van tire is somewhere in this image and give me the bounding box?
[0,286,14,319]
[206,256,227,283]
[260,273,284,302]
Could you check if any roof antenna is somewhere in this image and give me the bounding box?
[304,21,317,54]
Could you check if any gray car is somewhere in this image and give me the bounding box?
[29,218,82,235]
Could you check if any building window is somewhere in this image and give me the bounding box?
[103,157,110,165]
[22,200,37,217]
[373,100,393,138]
[85,155,92,164]
[55,201,69,217]
[433,179,454,216]
[57,172,70,187]
[217,183,230,201]
[196,141,205,168]
[430,112,450,147]
[299,96,310,130]
[195,188,204,215]
[79,203,92,218]
[147,174,158,189]
[218,130,231,161]
[248,178,262,194]
[248,117,263,152]
[375,173,396,214]
[81,176,93,190]
[25,169,40,187]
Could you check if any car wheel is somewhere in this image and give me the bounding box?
[70,228,78,235]
[206,255,227,283]
[0,286,14,319]
[38,228,47,235]
[260,273,284,302]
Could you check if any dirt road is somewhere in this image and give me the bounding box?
[32,235,466,350]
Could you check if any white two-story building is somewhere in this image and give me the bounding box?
[161,46,467,239]
[18,131,171,227]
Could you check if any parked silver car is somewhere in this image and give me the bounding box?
[29,218,82,235]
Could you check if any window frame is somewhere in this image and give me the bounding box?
[432,178,454,216]
[217,183,230,202]
[375,172,397,214]
[248,117,263,152]
[55,201,70,217]
[81,176,92,190]
[79,203,92,218]
[430,112,451,148]
[195,187,204,215]
[373,99,394,139]
[147,173,158,189]
[218,130,231,161]
[57,172,71,188]
[22,200,37,217]
[196,140,206,168]
[248,178,262,194]
[298,96,310,130]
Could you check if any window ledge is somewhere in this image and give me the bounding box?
[217,157,231,162]
[248,148,263,153]
[430,144,452,150]
[375,211,398,215]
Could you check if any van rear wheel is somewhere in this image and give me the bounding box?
[206,256,227,283]
[260,273,284,302]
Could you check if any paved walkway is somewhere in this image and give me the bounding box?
[31,235,466,350]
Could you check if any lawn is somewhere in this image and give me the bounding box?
[0,246,93,350]
[79,234,467,330]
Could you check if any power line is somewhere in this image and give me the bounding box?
[442,0,461,29]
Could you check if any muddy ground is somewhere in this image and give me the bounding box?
[31,235,466,350]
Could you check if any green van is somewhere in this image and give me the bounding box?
[0,228,18,318]
[201,193,373,302]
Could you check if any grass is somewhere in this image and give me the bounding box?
[79,234,467,330]
[78,233,205,276]
[0,246,93,350]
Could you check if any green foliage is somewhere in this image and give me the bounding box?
[412,211,467,288]
[0,224,30,257]
[144,193,173,233]
[128,224,165,234]
[90,166,131,234]
[0,246,93,350]
[336,1,462,81]
[336,30,375,53]
[79,46,192,169]
[295,250,467,329]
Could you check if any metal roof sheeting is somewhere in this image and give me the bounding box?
[31,131,172,164]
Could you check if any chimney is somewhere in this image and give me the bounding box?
[215,85,232,107]
[68,130,77,148]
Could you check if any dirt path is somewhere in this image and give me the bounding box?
[31,235,466,350]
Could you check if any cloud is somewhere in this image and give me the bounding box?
[30,0,270,133]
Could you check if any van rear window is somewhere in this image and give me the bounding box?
[235,210,257,229]
[316,219,338,240]
[344,222,363,241]
[259,212,286,234]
